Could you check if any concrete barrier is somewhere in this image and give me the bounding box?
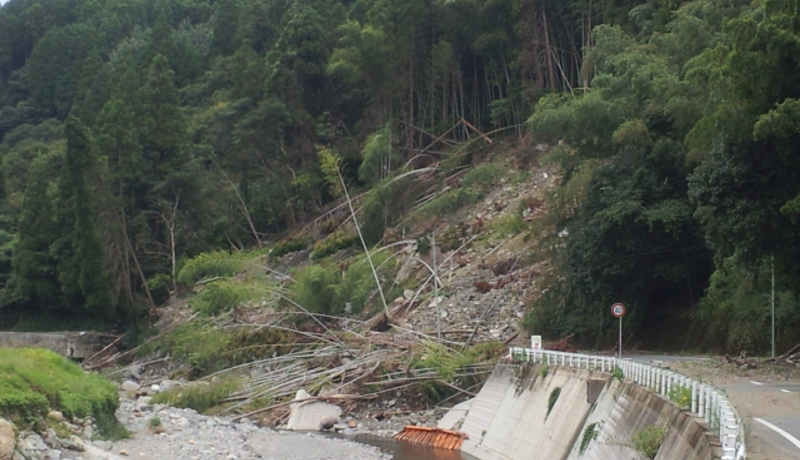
[455,362,723,460]
[494,348,746,460]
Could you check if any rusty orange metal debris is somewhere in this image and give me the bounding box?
[393,426,468,451]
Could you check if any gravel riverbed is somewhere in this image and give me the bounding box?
[15,391,391,460]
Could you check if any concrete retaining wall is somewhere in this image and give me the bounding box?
[456,363,715,460]
[0,331,116,360]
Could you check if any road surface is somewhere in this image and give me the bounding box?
[627,354,800,460]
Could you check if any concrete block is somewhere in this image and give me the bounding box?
[586,378,605,404]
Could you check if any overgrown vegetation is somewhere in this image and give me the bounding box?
[580,422,599,455]
[546,387,562,419]
[289,251,399,316]
[0,0,796,356]
[0,348,126,438]
[150,379,240,414]
[631,424,667,460]
[140,319,293,378]
[411,341,502,405]
[190,279,258,316]
[668,385,692,410]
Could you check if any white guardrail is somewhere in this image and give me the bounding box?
[508,347,746,460]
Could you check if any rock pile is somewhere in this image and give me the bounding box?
[9,385,389,460]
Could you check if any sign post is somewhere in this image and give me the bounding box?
[611,303,626,362]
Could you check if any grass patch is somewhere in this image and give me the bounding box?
[580,422,599,455]
[150,379,240,414]
[491,212,528,237]
[0,348,127,438]
[547,387,561,419]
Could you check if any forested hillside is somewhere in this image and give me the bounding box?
[0,0,798,352]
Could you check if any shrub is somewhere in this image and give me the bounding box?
[631,425,667,460]
[612,367,625,380]
[0,348,126,438]
[411,188,480,223]
[177,251,244,285]
[290,252,395,315]
[191,279,257,316]
[460,163,507,193]
[411,341,502,405]
[270,233,309,259]
[310,229,358,260]
[147,273,172,305]
[150,379,240,414]
[668,385,692,410]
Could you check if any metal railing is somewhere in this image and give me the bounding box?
[508,347,746,460]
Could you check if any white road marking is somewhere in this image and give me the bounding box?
[782,389,792,394]
[755,418,800,451]
[750,381,764,386]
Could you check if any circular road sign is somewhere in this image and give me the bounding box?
[611,303,626,318]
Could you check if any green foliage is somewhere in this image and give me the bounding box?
[310,229,358,260]
[150,379,240,414]
[631,425,667,460]
[191,279,257,316]
[290,251,394,315]
[142,319,293,378]
[412,188,480,223]
[411,341,501,405]
[491,212,528,238]
[148,416,162,429]
[270,233,310,259]
[147,273,172,305]
[358,125,393,184]
[460,163,507,193]
[668,385,692,410]
[547,387,562,418]
[317,145,343,198]
[580,422,599,455]
[539,365,550,378]
[177,252,244,286]
[695,257,799,352]
[0,348,125,438]
[612,367,625,381]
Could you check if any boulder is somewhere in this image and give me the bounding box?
[120,381,140,392]
[0,419,14,460]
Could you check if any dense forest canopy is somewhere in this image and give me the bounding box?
[0,0,797,352]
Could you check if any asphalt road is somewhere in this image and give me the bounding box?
[723,380,800,460]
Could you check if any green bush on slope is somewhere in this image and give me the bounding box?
[0,348,126,438]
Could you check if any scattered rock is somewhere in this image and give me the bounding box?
[121,381,140,392]
[0,418,15,460]
[47,411,65,422]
